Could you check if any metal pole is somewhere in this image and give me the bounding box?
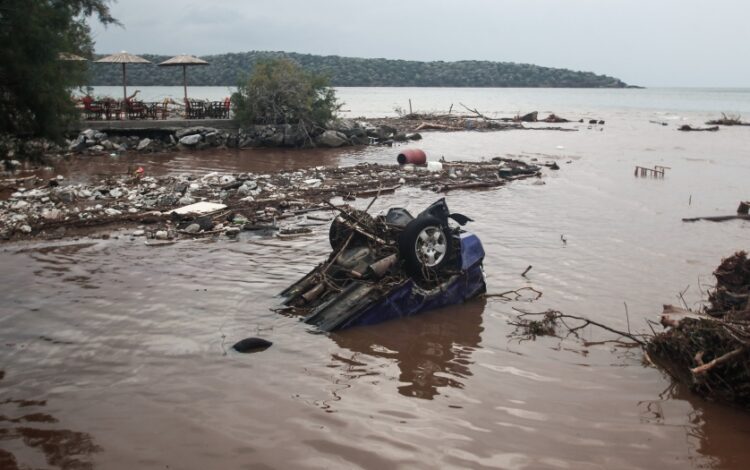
[183,65,188,102]
[122,63,128,119]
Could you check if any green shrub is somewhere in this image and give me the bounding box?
[0,0,117,141]
[232,58,339,129]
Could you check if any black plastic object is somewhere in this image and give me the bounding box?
[449,213,473,226]
[232,337,272,353]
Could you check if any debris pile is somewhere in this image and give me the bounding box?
[648,252,750,409]
[0,158,545,242]
[278,198,487,331]
[364,111,589,135]
[706,113,750,127]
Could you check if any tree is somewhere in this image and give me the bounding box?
[232,58,339,131]
[0,0,117,140]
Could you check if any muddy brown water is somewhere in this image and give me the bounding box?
[2,116,750,469]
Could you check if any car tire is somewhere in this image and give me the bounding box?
[398,215,451,279]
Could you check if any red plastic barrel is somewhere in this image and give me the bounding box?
[397,148,427,165]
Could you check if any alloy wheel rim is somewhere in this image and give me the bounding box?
[415,226,447,267]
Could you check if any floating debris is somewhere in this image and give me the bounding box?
[0,158,547,242]
[634,165,669,178]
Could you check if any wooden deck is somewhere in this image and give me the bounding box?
[74,119,239,133]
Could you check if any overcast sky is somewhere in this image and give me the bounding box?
[89,0,749,87]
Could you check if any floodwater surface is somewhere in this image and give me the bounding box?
[2,88,750,469]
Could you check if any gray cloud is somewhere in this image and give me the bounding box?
[90,0,750,87]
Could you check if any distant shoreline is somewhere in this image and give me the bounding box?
[87,50,628,89]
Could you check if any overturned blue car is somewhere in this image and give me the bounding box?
[279,198,486,331]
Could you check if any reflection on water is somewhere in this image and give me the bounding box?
[331,299,485,399]
[0,375,100,470]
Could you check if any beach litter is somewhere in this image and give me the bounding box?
[0,156,546,242]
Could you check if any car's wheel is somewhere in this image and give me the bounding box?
[398,215,451,278]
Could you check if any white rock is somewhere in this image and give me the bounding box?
[19,224,32,233]
[41,209,62,220]
[137,138,152,151]
[155,230,169,240]
[316,130,348,148]
[132,229,146,237]
[109,188,123,198]
[170,201,226,215]
[179,134,202,146]
[184,223,201,234]
[104,208,121,216]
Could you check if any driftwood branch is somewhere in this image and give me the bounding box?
[513,309,646,346]
[485,287,542,301]
[691,347,747,375]
[459,102,500,121]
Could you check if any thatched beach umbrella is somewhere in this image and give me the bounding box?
[157,54,209,102]
[95,51,151,104]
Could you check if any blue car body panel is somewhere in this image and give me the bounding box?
[303,233,486,331]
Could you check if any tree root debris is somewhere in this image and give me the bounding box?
[506,252,750,410]
[647,251,750,409]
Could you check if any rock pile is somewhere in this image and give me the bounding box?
[62,119,426,157]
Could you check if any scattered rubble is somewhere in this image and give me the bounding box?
[0,158,548,242]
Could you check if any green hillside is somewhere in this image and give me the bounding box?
[87,51,627,88]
